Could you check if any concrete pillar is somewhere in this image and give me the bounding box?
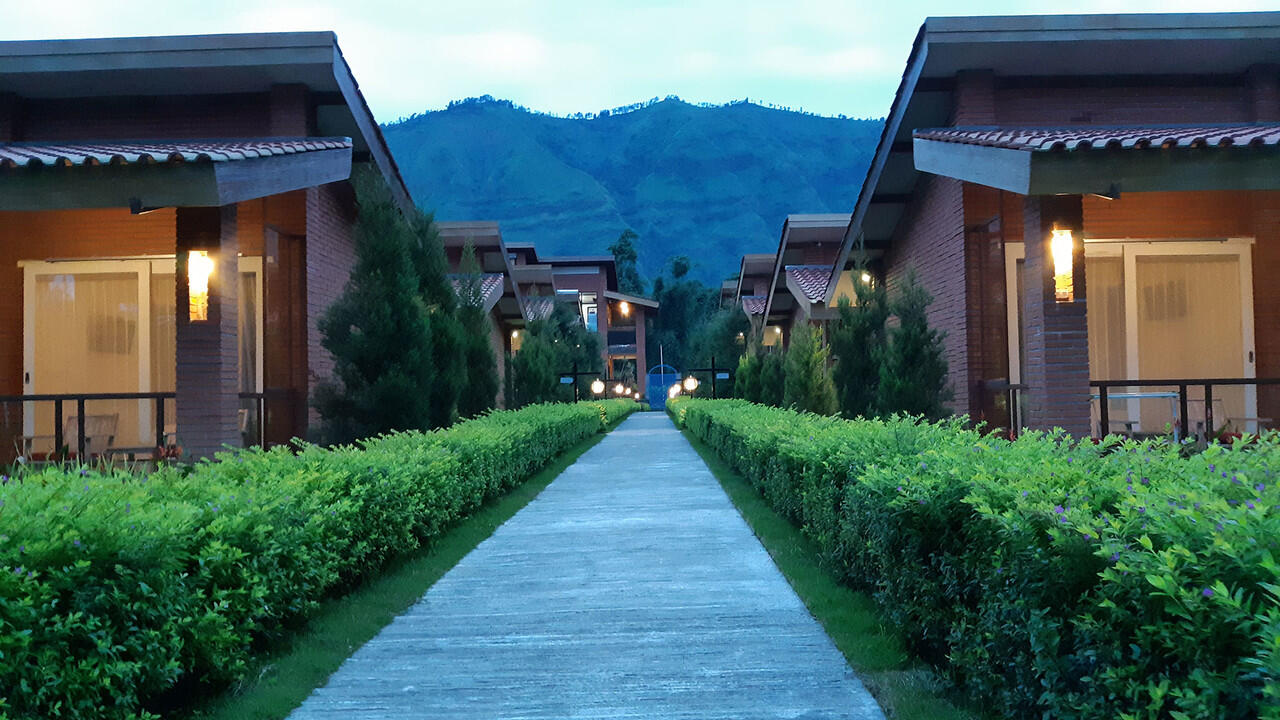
[176,205,241,459]
[1021,194,1091,436]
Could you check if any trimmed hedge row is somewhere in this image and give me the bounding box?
[669,397,1280,720]
[0,399,636,720]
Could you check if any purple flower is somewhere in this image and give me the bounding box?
[1215,523,1224,532]
[896,486,903,492]
[18,545,24,553]
[1067,457,1074,464]
[1202,587,1214,598]
[79,469,87,477]
[996,567,1003,574]
[1110,552,1120,562]
[1054,505,1065,514]
[1137,506,1146,514]
[1022,490,1029,497]
[1246,501,1256,510]
[1256,484,1266,493]
[918,499,926,505]
[72,539,80,547]
[1209,464,1216,472]
[1141,477,1150,486]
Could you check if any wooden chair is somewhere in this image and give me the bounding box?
[22,413,119,459]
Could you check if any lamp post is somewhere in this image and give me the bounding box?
[591,379,605,395]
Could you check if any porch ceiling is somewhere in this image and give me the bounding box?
[913,124,1280,196]
[0,138,352,210]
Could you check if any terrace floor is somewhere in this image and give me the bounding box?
[287,411,884,719]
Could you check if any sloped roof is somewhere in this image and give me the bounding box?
[0,138,351,168]
[448,273,505,313]
[785,266,832,303]
[741,296,766,316]
[913,124,1280,152]
[525,296,555,321]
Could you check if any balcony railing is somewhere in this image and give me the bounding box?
[987,378,1280,439]
[0,389,291,462]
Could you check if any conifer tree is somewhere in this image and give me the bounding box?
[455,240,500,417]
[313,172,435,443]
[783,323,837,415]
[830,276,889,418]
[876,273,950,418]
[758,350,786,407]
[408,212,464,429]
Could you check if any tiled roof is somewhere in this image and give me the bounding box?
[785,265,832,303]
[525,296,555,321]
[913,124,1280,152]
[0,138,352,168]
[741,296,766,316]
[448,273,504,306]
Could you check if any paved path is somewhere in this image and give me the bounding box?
[289,412,884,719]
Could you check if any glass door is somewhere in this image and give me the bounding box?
[22,260,152,451]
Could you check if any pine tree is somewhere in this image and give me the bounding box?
[455,240,500,417]
[783,323,837,415]
[734,348,760,401]
[608,229,646,296]
[408,212,464,429]
[876,273,951,419]
[830,277,889,418]
[758,350,786,407]
[313,172,435,443]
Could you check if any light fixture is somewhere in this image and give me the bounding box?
[669,383,681,399]
[187,250,214,322]
[619,301,631,317]
[591,379,605,395]
[860,271,872,284]
[1050,227,1075,302]
[633,391,641,400]
[683,376,699,392]
[511,330,519,339]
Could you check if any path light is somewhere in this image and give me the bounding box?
[633,391,640,400]
[614,382,625,395]
[683,376,699,392]
[187,250,214,322]
[668,383,681,399]
[1051,227,1075,302]
[591,379,605,395]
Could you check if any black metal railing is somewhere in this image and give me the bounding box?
[1093,378,1280,440]
[983,378,1280,439]
[0,390,287,462]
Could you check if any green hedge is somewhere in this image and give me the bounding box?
[0,399,636,720]
[669,397,1280,720]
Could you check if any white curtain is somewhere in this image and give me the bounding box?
[31,272,141,449]
[1136,255,1244,431]
[1087,257,1128,428]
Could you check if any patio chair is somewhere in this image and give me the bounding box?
[22,413,119,460]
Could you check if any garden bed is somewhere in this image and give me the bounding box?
[669,397,1279,720]
[0,399,636,720]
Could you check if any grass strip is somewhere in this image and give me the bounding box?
[186,422,618,720]
[678,426,984,720]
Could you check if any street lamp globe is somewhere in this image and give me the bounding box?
[614,382,625,395]
[591,379,605,395]
[668,383,681,399]
[683,376,699,392]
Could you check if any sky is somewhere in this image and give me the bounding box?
[2,0,1277,122]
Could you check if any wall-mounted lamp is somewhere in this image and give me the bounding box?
[1050,227,1075,302]
[860,271,872,284]
[619,301,631,317]
[188,250,214,322]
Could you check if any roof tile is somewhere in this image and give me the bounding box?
[785,265,832,303]
[913,124,1280,152]
[0,138,352,169]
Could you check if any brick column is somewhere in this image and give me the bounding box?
[176,206,241,459]
[1021,195,1090,436]
[1247,64,1279,122]
[635,306,648,395]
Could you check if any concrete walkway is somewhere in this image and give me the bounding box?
[289,412,885,720]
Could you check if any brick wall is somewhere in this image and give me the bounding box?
[488,308,507,409]
[1250,192,1280,420]
[962,183,1012,424]
[304,181,357,430]
[19,94,273,141]
[883,173,970,414]
[995,84,1250,125]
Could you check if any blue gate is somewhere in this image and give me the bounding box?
[646,364,680,409]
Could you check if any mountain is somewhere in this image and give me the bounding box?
[382,96,882,285]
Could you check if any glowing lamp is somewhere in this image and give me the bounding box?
[633,391,641,400]
[683,376,699,392]
[591,379,605,395]
[1050,227,1075,302]
[187,250,214,322]
[511,330,519,339]
[669,383,681,399]
[614,382,625,395]
[619,301,631,317]
[860,271,872,284]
